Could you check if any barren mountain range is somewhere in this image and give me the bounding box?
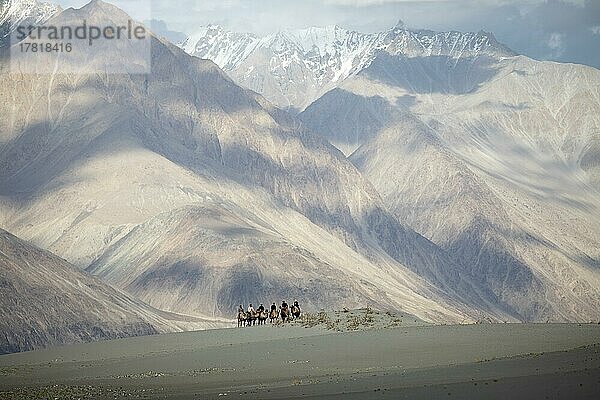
[0,228,226,354]
[186,19,600,322]
[0,0,598,353]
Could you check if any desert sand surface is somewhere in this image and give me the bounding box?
[0,310,598,399]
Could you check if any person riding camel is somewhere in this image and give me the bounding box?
[269,302,278,322]
[237,300,304,326]
[237,304,246,327]
[280,300,290,322]
[291,300,301,319]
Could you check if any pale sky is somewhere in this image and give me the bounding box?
[55,0,600,68]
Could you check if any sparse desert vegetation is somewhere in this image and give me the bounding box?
[295,308,427,331]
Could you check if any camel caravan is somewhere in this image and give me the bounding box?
[237,300,301,327]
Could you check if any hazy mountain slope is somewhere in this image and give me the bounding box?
[0,1,503,323]
[0,0,61,48]
[302,48,600,321]
[299,88,399,156]
[181,22,513,111]
[85,204,373,315]
[300,52,507,156]
[0,228,225,354]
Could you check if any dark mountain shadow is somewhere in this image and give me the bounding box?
[446,218,546,322]
[477,100,531,111]
[300,88,415,154]
[215,262,366,315]
[0,111,145,198]
[360,52,502,95]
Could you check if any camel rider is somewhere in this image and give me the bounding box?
[248,303,255,314]
[293,300,300,310]
[258,304,265,313]
[271,303,277,312]
[282,301,288,310]
[238,304,244,314]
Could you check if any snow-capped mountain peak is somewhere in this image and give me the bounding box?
[383,27,515,59]
[181,22,516,110]
[0,0,60,24]
[1,0,61,47]
[180,24,259,70]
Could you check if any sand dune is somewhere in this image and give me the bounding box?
[1,313,598,399]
